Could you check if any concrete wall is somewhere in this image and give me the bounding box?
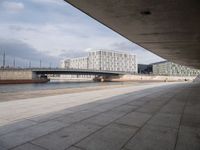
[110,74,196,82]
[0,70,36,80]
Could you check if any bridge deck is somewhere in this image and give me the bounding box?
[32,68,127,76]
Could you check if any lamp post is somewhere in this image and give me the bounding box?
[2,51,5,68]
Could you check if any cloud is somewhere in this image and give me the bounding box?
[0,39,60,67]
[31,0,64,5]
[59,49,88,59]
[2,1,24,12]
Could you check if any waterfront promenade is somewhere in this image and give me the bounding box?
[0,82,199,150]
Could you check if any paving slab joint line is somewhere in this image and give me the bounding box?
[173,88,192,150]
[2,83,181,150]
[119,91,179,150]
[114,122,140,129]
[0,120,38,137]
[26,90,154,124]
[59,93,164,150]
[30,142,50,150]
[70,90,177,150]
[8,142,48,150]
[16,94,151,149]
[29,142,49,150]
[66,145,85,150]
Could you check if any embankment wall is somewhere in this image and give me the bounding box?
[0,70,36,80]
[110,74,196,82]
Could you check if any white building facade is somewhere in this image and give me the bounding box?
[88,50,137,73]
[60,58,88,69]
[60,50,137,73]
[69,57,88,69]
[153,61,200,76]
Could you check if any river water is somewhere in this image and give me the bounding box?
[0,80,131,93]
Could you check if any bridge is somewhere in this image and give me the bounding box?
[31,68,127,76]
[0,68,128,82]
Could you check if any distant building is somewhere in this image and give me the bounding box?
[69,57,88,69]
[61,50,137,73]
[138,64,152,74]
[88,50,137,73]
[152,61,200,76]
[60,60,67,68]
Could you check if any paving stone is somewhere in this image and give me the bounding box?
[181,114,200,128]
[175,126,200,150]
[160,103,184,114]
[186,96,200,106]
[32,122,101,150]
[115,112,152,127]
[136,104,161,114]
[28,112,65,123]
[0,145,6,150]
[67,103,99,112]
[147,99,168,107]
[11,143,45,150]
[76,123,138,150]
[0,120,66,149]
[184,105,200,115]
[55,110,99,124]
[125,125,177,150]
[66,146,83,150]
[128,100,147,106]
[83,110,126,126]
[172,96,188,104]
[59,109,76,115]
[148,113,181,129]
[111,104,138,113]
[0,119,37,136]
[121,148,130,150]
[90,103,121,113]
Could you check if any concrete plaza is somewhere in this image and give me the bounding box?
[0,82,199,150]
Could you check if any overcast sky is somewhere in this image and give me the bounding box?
[0,0,164,68]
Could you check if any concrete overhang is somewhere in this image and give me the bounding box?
[65,0,200,69]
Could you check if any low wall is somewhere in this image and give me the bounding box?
[110,74,196,82]
[0,70,36,80]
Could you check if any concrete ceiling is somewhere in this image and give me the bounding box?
[65,0,200,68]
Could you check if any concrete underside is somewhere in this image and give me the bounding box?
[0,82,199,150]
[65,0,200,69]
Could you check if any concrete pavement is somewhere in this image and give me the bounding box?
[0,82,199,150]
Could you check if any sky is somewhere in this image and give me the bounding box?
[0,0,164,68]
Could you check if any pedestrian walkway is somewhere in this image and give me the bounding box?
[0,82,199,150]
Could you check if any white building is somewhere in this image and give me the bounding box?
[152,61,200,76]
[60,58,88,69]
[88,50,137,73]
[69,57,88,69]
[60,50,137,73]
[60,59,70,69]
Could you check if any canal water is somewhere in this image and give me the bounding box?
[0,80,130,93]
